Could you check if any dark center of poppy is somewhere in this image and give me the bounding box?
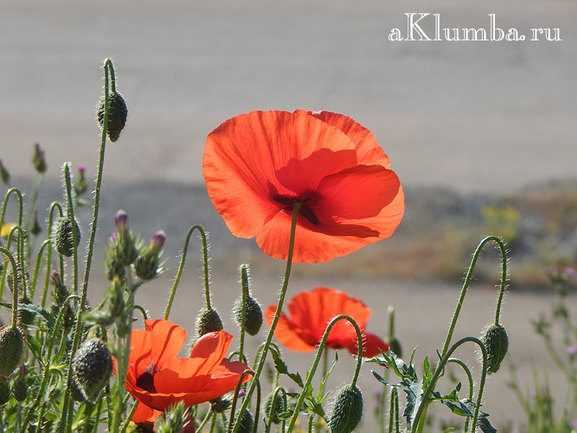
[136,364,157,393]
[272,192,320,225]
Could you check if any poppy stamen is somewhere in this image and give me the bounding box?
[136,363,157,393]
[272,192,320,226]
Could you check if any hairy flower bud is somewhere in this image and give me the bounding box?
[32,143,47,174]
[12,368,27,401]
[236,410,254,433]
[195,307,223,337]
[0,326,24,377]
[134,231,166,280]
[52,216,81,257]
[265,391,287,424]
[97,92,128,142]
[0,380,10,405]
[0,159,10,185]
[480,323,509,374]
[233,295,263,336]
[211,397,231,413]
[329,385,363,433]
[109,210,139,266]
[72,339,113,402]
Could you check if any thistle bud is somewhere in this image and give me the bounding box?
[195,307,223,337]
[480,323,509,374]
[110,210,138,266]
[233,295,263,336]
[329,385,363,433]
[0,380,10,405]
[72,339,113,402]
[0,326,24,377]
[32,143,47,174]
[236,410,254,433]
[97,91,128,142]
[74,164,88,195]
[211,397,231,413]
[0,160,10,185]
[265,391,287,424]
[31,210,42,236]
[52,216,81,257]
[134,230,166,281]
[12,367,27,401]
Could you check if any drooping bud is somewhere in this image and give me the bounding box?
[0,326,24,377]
[0,160,10,185]
[52,215,81,257]
[211,397,231,413]
[328,385,363,433]
[32,143,47,174]
[72,339,113,402]
[0,380,10,405]
[195,307,223,337]
[97,91,128,142]
[12,366,28,401]
[233,265,263,336]
[235,409,254,433]
[265,391,288,425]
[480,323,509,374]
[134,230,166,280]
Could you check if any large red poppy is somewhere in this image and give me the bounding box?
[124,320,247,425]
[203,110,404,263]
[265,287,388,357]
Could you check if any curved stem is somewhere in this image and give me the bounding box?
[30,239,50,301]
[264,387,287,433]
[387,387,399,433]
[196,409,213,432]
[164,224,211,319]
[231,205,301,433]
[447,357,474,433]
[7,225,30,301]
[41,202,64,307]
[132,305,149,322]
[228,370,256,433]
[285,314,364,433]
[0,187,24,228]
[410,337,488,433]
[0,247,20,328]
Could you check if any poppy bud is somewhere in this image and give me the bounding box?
[328,385,363,433]
[97,91,128,142]
[265,391,287,424]
[52,216,81,257]
[105,242,126,281]
[211,397,231,413]
[235,409,254,433]
[18,296,35,326]
[233,295,263,336]
[72,338,113,402]
[0,159,10,185]
[12,368,27,401]
[0,326,24,377]
[31,211,42,236]
[70,377,86,402]
[480,323,509,374]
[134,230,166,281]
[32,143,47,174]
[389,338,403,358]
[195,307,223,337]
[0,380,10,405]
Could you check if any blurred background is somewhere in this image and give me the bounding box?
[1,0,576,430]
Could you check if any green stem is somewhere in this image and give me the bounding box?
[447,358,474,432]
[164,224,210,319]
[0,247,19,328]
[231,204,301,433]
[0,187,24,301]
[264,387,287,433]
[41,202,64,308]
[228,370,258,433]
[30,239,50,301]
[238,264,250,362]
[285,314,364,433]
[387,387,399,433]
[197,409,214,432]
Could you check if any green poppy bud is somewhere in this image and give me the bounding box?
[32,143,47,174]
[480,323,509,374]
[233,294,263,336]
[97,91,128,142]
[0,326,24,378]
[52,216,81,257]
[211,397,231,413]
[329,385,363,433]
[72,339,113,402]
[12,372,27,401]
[195,307,223,337]
[265,391,287,424]
[236,410,254,433]
[0,380,10,405]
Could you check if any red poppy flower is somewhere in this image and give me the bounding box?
[203,110,404,263]
[265,287,388,357]
[124,320,248,425]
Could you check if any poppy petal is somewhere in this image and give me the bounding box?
[132,401,162,424]
[310,111,390,166]
[315,165,400,220]
[144,320,187,369]
[265,305,315,352]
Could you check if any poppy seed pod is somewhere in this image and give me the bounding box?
[211,396,231,413]
[195,307,223,337]
[0,327,24,378]
[0,380,10,405]
[72,339,113,402]
[97,91,128,142]
[12,373,27,402]
[233,295,263,336]
[236,409,254,433]
[52,216,81,257]
[480,323,509,374]
[265,391,287,424]
[329,385,363,433]
[32,143,47,174]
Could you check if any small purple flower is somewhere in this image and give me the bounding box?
[114,210,129,231]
